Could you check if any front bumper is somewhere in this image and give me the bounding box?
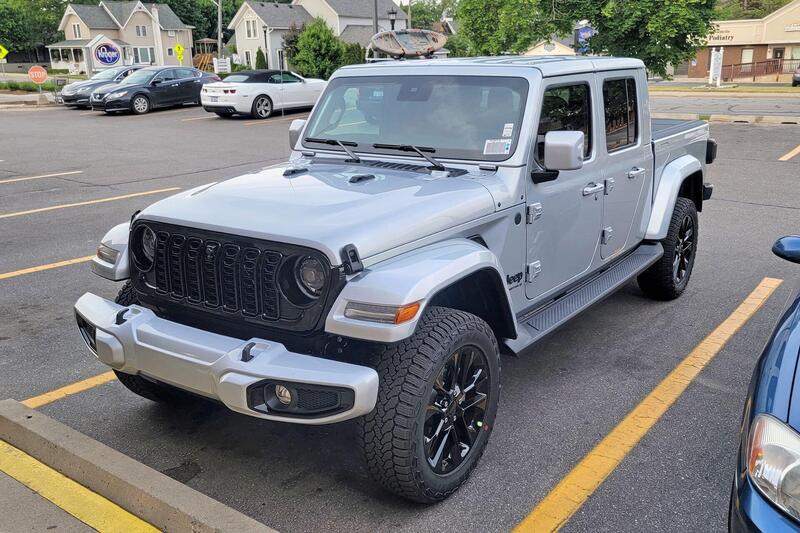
[91,96,131,112]
[61,93,90,105]
[74,292,379,424]
[730,473,799,532]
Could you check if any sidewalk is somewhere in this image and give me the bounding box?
[0,472,93,533]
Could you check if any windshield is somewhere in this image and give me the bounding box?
[223,74,251,83]
[90,68,124,81]
[303,75,529,161]
[120,70,156,85]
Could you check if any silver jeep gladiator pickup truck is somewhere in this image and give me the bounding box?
[75,56,715,502]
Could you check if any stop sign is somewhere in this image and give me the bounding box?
[28,65,48,85]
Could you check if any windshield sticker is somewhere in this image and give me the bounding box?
[502,123,514,138]
[484,139,512,155]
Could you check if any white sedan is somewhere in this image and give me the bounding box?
[200,70,326,119]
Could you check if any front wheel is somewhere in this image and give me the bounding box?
[358,307,500,503]
[638,197,698,300]
[131,95,150,115]
[251,95,272,119]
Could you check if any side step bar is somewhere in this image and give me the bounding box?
[505,243,664,354]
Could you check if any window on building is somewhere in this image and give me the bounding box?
[73,48,83,62]
[51,49,62,62]
[741,48,754,64]
[244,50,252,67]
[246,19,257,39]
[167,48,173,56]
[602,78,638,152]
[71,24,80,39]
[168,30,175,37]
[536,83,592,162]
[136,25,147,37]
[134,47,153,64]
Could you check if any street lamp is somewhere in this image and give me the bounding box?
[388,6,397,30]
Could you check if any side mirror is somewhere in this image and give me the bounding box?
[151,79,162,86]
[773,236,800,264]
[289,119,307,150]
[543,131,584,171]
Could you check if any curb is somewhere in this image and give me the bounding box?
[0,399,275,533]
[651,112,799,125]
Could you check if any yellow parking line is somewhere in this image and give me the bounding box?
[779,143,800,161]
[79,112,95,116]
[0,255,94,280]
[0,440,158,532]
[0,187,180,220]
[22,371,117,408]
[0,170,83,185]
[514,277,783,533]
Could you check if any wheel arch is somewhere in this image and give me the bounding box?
[325,239,518,344]
[645,155,703,241]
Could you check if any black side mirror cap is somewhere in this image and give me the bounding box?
[531,170,559,184]
[773,236,800,264]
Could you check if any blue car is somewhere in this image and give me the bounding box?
[730,236,800,532]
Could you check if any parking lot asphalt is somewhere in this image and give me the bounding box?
[1,103,800,532]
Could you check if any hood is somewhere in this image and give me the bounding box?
[139,162,496,265]
[65,79,116,94]
[92,82,124,95]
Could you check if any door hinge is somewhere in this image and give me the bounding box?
[525,261,542,283]
[526,203,542,224]
[602,227,613,245]
[604,178,615,195]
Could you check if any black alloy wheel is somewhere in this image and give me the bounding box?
[673,213,694,284]
[424,345,491,475]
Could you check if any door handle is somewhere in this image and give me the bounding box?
[582,182,605,196]
[627,167,646,179]
[171,83,178,87]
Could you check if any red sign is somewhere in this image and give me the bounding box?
[28,65,48,85]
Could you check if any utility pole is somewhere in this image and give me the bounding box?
[408,0,412,28]
[373,0,378,34]
[217,0,223,59]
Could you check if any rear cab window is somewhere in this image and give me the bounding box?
[602,78,638,152]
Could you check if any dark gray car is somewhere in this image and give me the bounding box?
[60,66,141,108]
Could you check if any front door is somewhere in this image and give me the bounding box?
[150,68,179,106]
[525,75,603,300]
[596,71,652,259]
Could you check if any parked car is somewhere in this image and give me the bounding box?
[729,236,800,532]
[60,66,141,108]
[793,67,799,87]
[200,70,326,119]
[91,66,220,114]
[76,56,714,503]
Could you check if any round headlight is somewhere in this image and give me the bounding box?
[131,224,156,271]
[296,256,325,297]
[141,226,156,261]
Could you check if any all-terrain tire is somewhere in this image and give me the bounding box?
[113,282,185,404]
[638,197,698,300]
[357,306,500,503]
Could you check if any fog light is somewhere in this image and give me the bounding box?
[275,384,293,405]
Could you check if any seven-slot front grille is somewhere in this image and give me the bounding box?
[147,227,283,321]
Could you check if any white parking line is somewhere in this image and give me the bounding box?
[0,170,84,185]
[181,116,217,122]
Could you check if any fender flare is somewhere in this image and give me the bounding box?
[645,155,702,240]
[91,222,131,281]
[325,238,518,343]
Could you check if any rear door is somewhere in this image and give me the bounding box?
[525,75,603,300]
[176,68,202,102]
[596,70,652,259]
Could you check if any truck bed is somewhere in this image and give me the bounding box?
[652,118,707,141]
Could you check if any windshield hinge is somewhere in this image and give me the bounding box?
[340,244,363,275]
[526,203,542,224]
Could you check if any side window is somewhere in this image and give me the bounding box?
[268,74,282,84]
[280,73,301,83]
[177,68,195,79]
[536,83,592,163]
[603,78,638,152]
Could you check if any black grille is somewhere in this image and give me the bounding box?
[296,388,340,411]
[130,221,344,335]
[143,225,288,321]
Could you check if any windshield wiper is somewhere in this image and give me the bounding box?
[372,144,446,171]
[304,137,360,163]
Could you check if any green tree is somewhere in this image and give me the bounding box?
[340,41,365,66]
[255,47,268,69]
[457,0,505,54]
[714,0,792,19]
[583,0,716,78]
[402,0,443,29]
[282,23,304,66]
[292,18,343,79]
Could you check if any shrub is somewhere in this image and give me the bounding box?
[341,42,365,66]
[291,18,343,79]
[255,47,267,69]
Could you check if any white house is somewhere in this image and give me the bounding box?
[47,1,194,73]
[229,0,407,69]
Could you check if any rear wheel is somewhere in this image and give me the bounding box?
[113,282,185,404]
[638,197,698,300]
[358,307,500,503]
[251,95,272,119]
[131,95,150,115]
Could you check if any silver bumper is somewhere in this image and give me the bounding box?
[74,292,379,424]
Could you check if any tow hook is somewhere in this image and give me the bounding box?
[115,308,129,325]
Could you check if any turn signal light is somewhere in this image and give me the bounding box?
[394,303,421,324]
[344,301,421,325]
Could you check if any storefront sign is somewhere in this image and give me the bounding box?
[786,23,800,32]
[709,30,734,42]
[94,43,120,65]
